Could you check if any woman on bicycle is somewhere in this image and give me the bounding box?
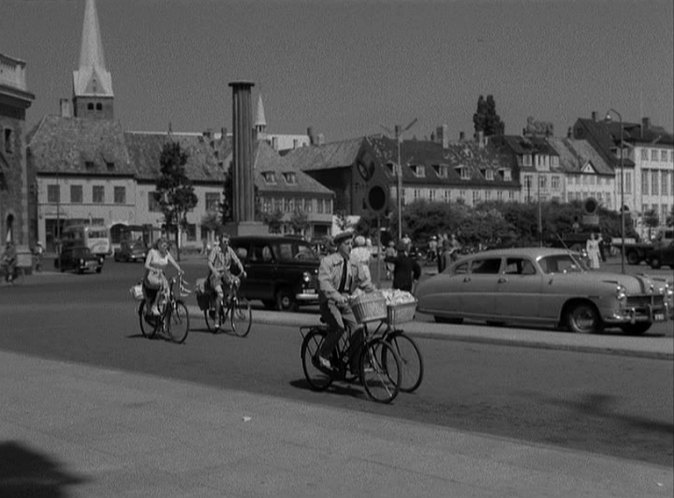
[316,231,375,371]
[143,237,183,315]
[207,233,246,329]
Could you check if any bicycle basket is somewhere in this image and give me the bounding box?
[350,291,387,324]
[386,300,417,328]
[129,283,144,301]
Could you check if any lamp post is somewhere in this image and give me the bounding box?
[605,108,625,274]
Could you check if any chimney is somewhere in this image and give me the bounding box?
[591,111,597,121]
[459,131,465,142]
[436,125,449,149]
[271,136,278,150]
[307,126,316,145]
[228,81,255,223]
[317,133,325,145]
[203,128,213,139]
[642,117,650,138]
[567,127,573,138]
[60,98,72,118]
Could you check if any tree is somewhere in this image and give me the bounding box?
[261,209,284,234]
[220,170,233,224]
[155,141,198,260]
[289,208,310,236]
[473,94,505,137]
[643,209,660,239]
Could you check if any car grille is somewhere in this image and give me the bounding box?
[625,294,666,311]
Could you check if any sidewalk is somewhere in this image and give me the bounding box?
[1,350,671,497]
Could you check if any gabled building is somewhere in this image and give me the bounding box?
[0,52,34,246]
[573,112,674,233]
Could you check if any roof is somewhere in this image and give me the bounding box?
[546,138,614,176]
[27,115,133,176]
[125,131,229,183]
[282,137,364,171]
[254,140,333,196]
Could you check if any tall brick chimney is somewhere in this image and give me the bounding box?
[229,81,255,223]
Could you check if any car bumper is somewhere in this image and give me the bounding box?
[296,290,319,305]
[603,301,672,325]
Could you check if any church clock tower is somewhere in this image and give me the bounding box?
[72,0,114,120]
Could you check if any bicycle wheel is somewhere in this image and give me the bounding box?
[167,300,190,344]
[138,301,158,339]
[230,296,252,337]
[360,339,401,404]
[300,328,334,391]
[386,332,424,393]
[204,306,217,332]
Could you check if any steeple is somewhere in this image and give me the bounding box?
[72,0,114,119]
[254,94,267,138]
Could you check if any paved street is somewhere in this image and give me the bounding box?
[0,255,672,496]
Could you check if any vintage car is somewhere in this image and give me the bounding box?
[55,245,104,274]
[114,239,147,262]
[415,247,673,335]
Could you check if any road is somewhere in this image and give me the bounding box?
[0,257,672,468]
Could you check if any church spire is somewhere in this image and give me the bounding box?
[72,0,114,119]
[254,94,267,137]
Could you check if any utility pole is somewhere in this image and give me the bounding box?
[382,118,417,239]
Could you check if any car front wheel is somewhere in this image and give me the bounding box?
[565,302,602,334]
[275,286,297,311]
[649,257,661,270]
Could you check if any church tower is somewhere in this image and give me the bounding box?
[254,94,267,139]
[72,0,113,119]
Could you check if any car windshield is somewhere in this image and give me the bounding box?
[277,242,318,262]
[538,254,585,274]
[73,247,92,257]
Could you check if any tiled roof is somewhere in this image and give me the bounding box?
[125,131,229,183]
[547,138,613,176]
[282,137,364,171]
[254,140,333,196]
[27,115,133,176]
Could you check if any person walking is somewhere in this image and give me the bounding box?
[586,232,601,270]
[384,240,421,293]
[384,240,397,280]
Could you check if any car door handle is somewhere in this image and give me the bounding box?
[498,277,507,283]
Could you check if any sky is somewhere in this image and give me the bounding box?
[2,0,673,143]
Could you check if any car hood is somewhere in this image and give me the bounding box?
[560,271,669,294]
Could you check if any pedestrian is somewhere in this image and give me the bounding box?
[586,232,601,270]
[384,240,397,280]
[33,241,44,272]
[428,235,438,263]
[385,240,421,293]
[350,235,372,282]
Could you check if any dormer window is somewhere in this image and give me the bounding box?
[485,169,494,181]
[551,156,559,167]
[433,164,449,178]
[386,162,395,174]
[106,162,115,171]
[522,154,532,166]
[262,171,276,184]
[85,161,95,170]
[410,165,425,178]
[283,172,296,184]
[499,168,512,181]
[455,165,470,180]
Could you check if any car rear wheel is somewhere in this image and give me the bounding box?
[626,251,640,265]
[275,286,297,311]
[565,302,602,334]
[649,257,661,269]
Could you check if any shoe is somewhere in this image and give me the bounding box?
[317,355,332,370]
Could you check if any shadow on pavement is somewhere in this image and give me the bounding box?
[0,440,87,497]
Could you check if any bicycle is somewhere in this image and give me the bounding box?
[203,276,252,337]
[138,274,191,344]
[300,320,403,404]
[372,322,424,393]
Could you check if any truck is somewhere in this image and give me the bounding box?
[613,227,674,265]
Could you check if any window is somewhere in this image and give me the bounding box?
[651,150,658,161]
[87,103,94,110]
[114,186,126,204]
[92,186,104,203]
[434,165,449,178]
[662,172,670,196]
[497,191,503,201]
[205,192,220,212]
[551,156,559,167]
[652,172,659,196]
[96,103,102,111]
[410,165,425,178]
[485,170,494,181]
[625,172,632,194]
[148,192,161,212]
[472,191,480,203]
[460,167,470,180]
[262,171,276,184]
[70,185,83,203]
[641,149,648,160]
[185,224,196,242]
[305,198,313,213]
[3,128,13,154]
[429,189,436,201]
[485,190,492,200]
[106,162,115,171]
[444,189,451,202]
[662,150,668,162]
[283,172,296,184]
[522,154,532,166]
[539,176,547,189]
[641,171,649,195]
[317,198,323,214]
[470,258,501,274]
[504,258,537,275]
[551,176,560,190]
[508,190,515,200]
[47,184,60,203]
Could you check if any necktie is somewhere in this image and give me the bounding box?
[338,258,348,293]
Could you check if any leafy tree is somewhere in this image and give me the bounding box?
[289,208,310,235]
[668,206,674,227]
[334,210,351,231]
[155,141,198,260]
[261,209,283,234]
[473,94,505,137]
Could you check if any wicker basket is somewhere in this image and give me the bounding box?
[350,292,387,324]
[129,283,144,301]
[386,300,417,328]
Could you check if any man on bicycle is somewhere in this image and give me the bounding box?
[1,241,17,283]
[208,233,246,328]
[316,231,375,371]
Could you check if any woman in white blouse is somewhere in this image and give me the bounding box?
[143,237,183,315]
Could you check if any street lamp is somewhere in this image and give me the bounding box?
[605,108,625,274]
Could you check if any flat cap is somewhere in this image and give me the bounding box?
[333,231,354,245]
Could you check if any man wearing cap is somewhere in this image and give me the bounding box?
[208,233,247,329]
[317,231,375,370]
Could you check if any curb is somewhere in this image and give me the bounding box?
[185,305,674,361]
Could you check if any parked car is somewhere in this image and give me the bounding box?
[647,241,674,270]
[55,245,104,274]
[415,247,673,335]
[229,235,320,311]
[114,239,147,262]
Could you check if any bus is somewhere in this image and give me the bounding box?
[113,224,161,262]
[60,224,112,258]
